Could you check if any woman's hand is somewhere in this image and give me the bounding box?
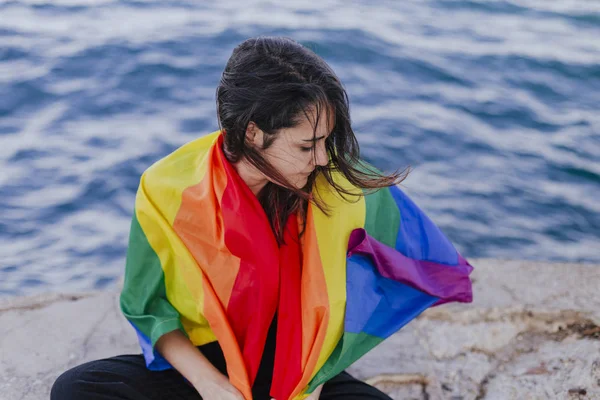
[155,330,245,399]
[194,371,245,400]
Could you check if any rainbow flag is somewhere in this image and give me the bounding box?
[120,130,473,400]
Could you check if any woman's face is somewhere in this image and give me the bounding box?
[253,108,333,189]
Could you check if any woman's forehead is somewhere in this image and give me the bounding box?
[294,107,335,138]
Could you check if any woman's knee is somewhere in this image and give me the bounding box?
[320,371,393,400]
[50,355,151,400]
[50,365,84,400]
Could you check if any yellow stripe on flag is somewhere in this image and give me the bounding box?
[136,131,221,345]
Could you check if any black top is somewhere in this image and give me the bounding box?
[197,313,278,399]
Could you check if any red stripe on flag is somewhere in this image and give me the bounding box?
[271,214,303,400]
[217,137,280,386]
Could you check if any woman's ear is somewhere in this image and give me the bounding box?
[245,122,264,148]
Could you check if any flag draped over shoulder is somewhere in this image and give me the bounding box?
[120,130,473,400]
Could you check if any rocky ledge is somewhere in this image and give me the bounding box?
[1,259,599,400]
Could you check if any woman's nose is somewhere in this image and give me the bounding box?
[314,143,328,167]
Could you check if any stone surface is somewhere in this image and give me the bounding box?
[0,291,139,400]
[1,259,600,400]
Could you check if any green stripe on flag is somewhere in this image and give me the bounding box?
[119,211,185,346]
[364,186,401,248]
[305,331,385,393]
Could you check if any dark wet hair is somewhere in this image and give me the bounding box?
[216,36,408,244]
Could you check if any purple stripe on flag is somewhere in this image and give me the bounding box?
[348,228,473,304]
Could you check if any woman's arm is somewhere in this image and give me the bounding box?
[156,330,245,399]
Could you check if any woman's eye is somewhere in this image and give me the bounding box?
[300,147,313,152]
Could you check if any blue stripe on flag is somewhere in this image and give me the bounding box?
[345,253,438,337]
[128,321,173,371]
[389,185,458,264]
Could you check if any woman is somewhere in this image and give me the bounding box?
[51,36,472,400]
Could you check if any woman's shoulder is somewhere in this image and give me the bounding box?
[142,130,221,180]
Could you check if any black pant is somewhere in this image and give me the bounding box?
[50,354,392,400]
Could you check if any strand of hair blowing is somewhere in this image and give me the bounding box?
[216,36,409,244]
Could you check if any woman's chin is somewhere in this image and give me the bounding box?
[296,174,311,187]
[270,174,312,191]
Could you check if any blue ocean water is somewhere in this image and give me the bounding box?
[1,0,599,297]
